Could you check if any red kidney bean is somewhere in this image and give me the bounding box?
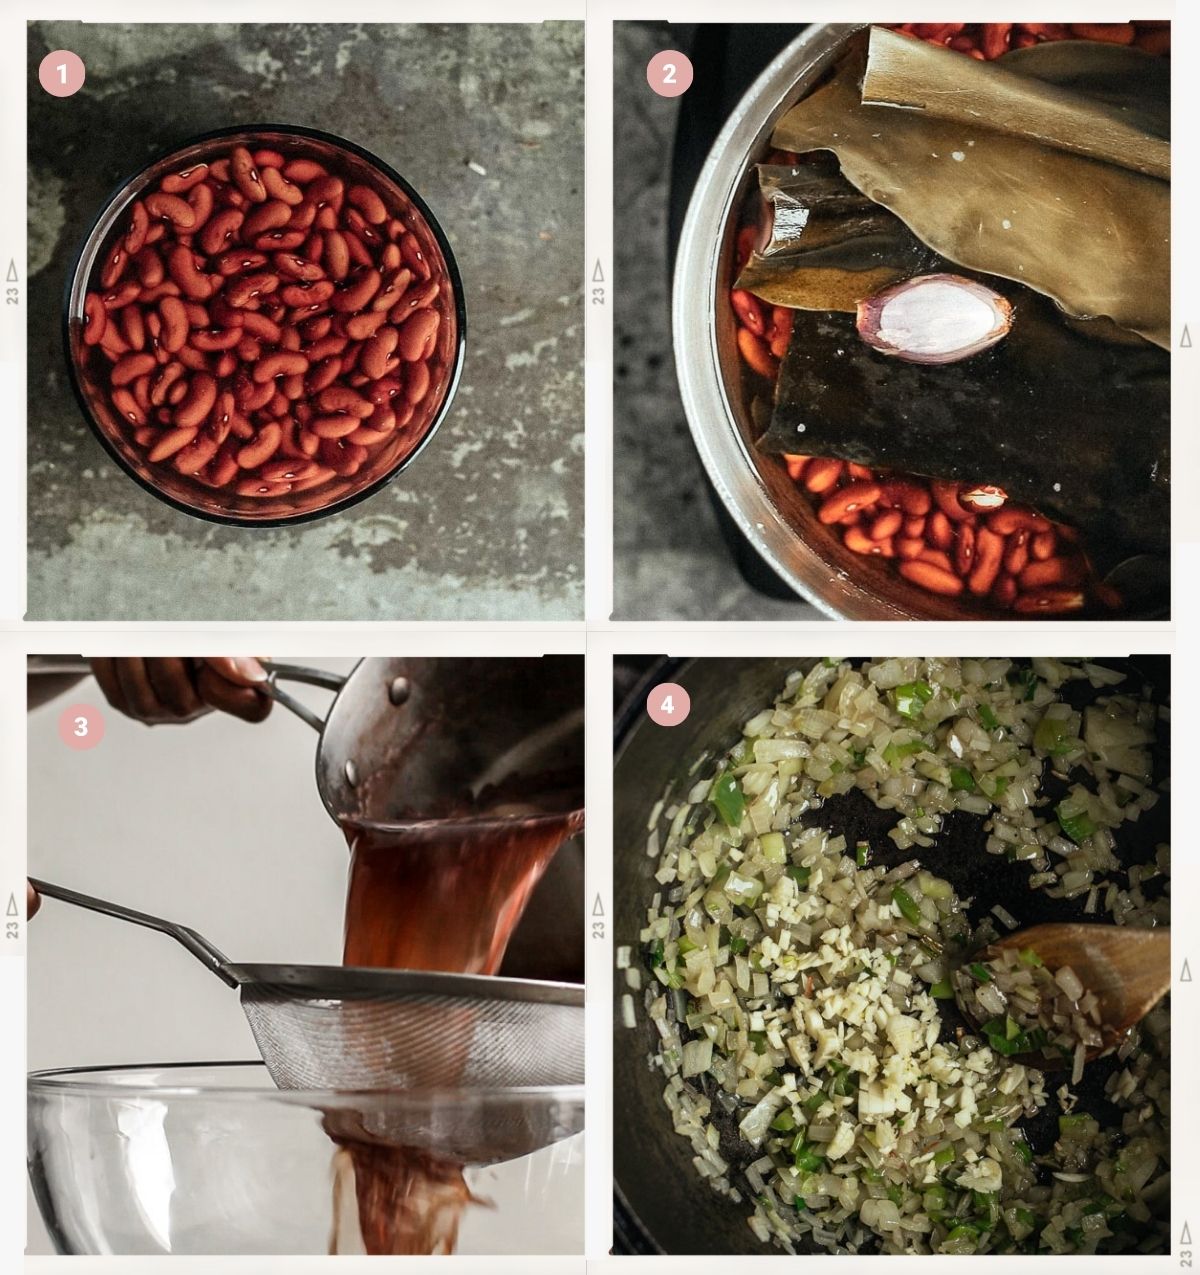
[166,245,212,299]
[348,184,388,224]
[401,234,430,280]
[161,164,209,194]
[230,146,267,203]
[963,527,1002,595]
[895,537,924,561]
[124,202,150,255]
[242,200,293,239]
[236,421,283,468]
[817,481,881,525]
[330,268,380,313]
[150,364,185,408]
[898,560,963,596]
[239,311,281,343]
[844,526,892,556]
[145,192,197,229]
[878,478,931,516]
[930,480,974,522]
[317,386,373,417]
[103,281,141,310]
[173,372,218,429]
[736,327,775,378]
[987,506,1046,536]
[398,278,439,315]
[187,183,214,230]
[98,327,130,361]
[262,166,304,205]
[251,351,308,384]
[1030,531,1057,561]
[373,267,414,313]
[1019,556,1087,590]
[100,246,128,289]
[360,326,400,381]
[83,293,107,346]
[926,510,954,551]
[158,297,189,352]
[730,289,766,336]
[120,305,146,350]
[311,413,363,439]
[404,360,430,406]
[110,352,156,386]
[148,426,199,463]
[918,548,955,574]
[344,310,388,341]
[347,423,391,447]
[953,523,975,576]
[192,327,242,352]
[803,458,843,494]
[767,308,792,360]
[134,247,165,287]
[1003,530,1030,576]
[396,308,439,361]
[173,436,220,477]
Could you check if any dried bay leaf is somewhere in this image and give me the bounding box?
[772,29,1170,347]
[735,165,941,311]
[862,26,1169,179]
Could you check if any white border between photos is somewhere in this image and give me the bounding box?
[0,0,1190,1271]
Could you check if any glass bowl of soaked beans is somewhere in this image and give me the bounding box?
[64,124,465,526]
[674,22,1170,619]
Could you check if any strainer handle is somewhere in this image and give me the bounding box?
[28,878,241,989]
[259,661,346,734]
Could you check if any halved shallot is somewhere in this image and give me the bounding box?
[856,273,1013,364]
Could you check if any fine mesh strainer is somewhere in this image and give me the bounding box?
[29,878,583,1095]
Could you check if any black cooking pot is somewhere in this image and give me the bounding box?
[612,656,1168,1254]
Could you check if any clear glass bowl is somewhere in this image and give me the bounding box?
[28,1062,583,1255]
[64,124,466,527]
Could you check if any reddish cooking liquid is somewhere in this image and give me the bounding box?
[332,798,583,1255]
[342,809,585,975]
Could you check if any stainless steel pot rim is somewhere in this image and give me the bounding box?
[673,24,864,618]
[28,1059,585,1104]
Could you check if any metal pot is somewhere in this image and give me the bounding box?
[671,25,1165,620]
[673,24,901,620]
[262,656,584,827]
[613,658,820,1254]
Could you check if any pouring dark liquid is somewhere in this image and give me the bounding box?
[343,809,585,975]
[331,766,584,1255]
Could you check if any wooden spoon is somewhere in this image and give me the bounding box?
[957,922,1170,1071]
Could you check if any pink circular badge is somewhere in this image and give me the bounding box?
[647,682,691,727]
[39,50,86,98]
[58,703,105,751]
[646,50,693,99]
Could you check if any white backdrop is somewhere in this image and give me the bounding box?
[26,658,358,1252]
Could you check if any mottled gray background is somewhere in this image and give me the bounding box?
[613,22,817,620]
[27,23,583,621]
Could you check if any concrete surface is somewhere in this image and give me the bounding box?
[27,22,584,620]
[612,22,820,621]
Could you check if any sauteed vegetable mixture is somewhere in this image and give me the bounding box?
[625,659,1168,1254]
